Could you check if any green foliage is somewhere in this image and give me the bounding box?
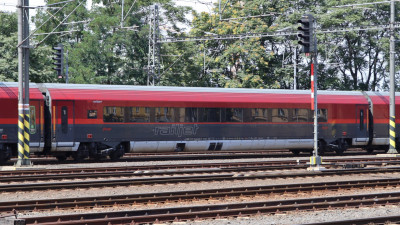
[0,11,56,83]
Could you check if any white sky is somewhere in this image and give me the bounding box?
[0,0,216,14]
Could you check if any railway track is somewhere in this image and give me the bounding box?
[0,157,400,179]
[1,177,400,215]
[6,149,378,165]
[16,191,400,225]
[2,167,400,192]
[0,165,307,183]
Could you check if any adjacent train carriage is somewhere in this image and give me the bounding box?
[0,83,45,163]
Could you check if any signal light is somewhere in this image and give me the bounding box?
[52,44,64,78]
[297,14,314,53]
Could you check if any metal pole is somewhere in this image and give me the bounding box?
[219,0,221,20]
[16,0,30,166]
[310,15,321,168]
[23,0,30,165]
[294,47,297,90]
[121,0,124,28]
[388,0,397,154]
[313,48,319,160]
[66,50,69,84]
[203,42,206,76]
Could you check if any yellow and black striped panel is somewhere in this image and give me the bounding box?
[390,116,396,151]
[17,113,25,159]
[23,112,30,159]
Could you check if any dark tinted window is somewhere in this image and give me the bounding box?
[272,108,288,122]
[88,110,97,119]
[185,108,198,122]
[128,107,149,122]
[199,108,220,122]
[224,108,243,122]
[318,109,328,122]
[61,106,68,133]
[156,107,174,122]
[103,107,125,122]
[292,109,309,122]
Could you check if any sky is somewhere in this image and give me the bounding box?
[0,0,216,14]
[0,0,216,31]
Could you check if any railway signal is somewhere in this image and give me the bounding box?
[297,14,314,53]
[52,44,64,78]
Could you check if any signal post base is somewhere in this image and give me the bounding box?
[15,159,32,167]
[307,156,326,171]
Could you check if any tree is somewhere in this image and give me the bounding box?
[0,11,56,83]
[33,0,192,85]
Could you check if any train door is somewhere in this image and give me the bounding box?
[356,105,368,138]
[29,100,42,152]
[54,100,75,147]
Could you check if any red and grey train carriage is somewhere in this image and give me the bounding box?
[0,82,397,163]
[0,83,45,162]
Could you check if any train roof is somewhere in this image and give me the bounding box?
[364,91,400,105]
[41,83,363,95]
[0,82,43,99]
[39,83,369,106]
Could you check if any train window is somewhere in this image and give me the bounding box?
[156,107,174,122]
[250,108,268,122]
[317,109,328,122]
[224,108,243,122]
[176,108,185,122]
[199,108,221,122]
[128,107,150,122]
[103,107,125,122]
[272,108,288,122]
[360,109,364,130]
[29,106,36,134]
[61,106,68,133]
[185,108,198,122]
[293,109,309,122]
[87,110,97,119]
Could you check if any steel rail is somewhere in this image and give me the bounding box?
[0,161,306,176]
[0,165,306,183]
[2,178,400,214]
[1,167,400,193]
[6,149,377,164]
[2,157,400,177]
[19,191,400,225]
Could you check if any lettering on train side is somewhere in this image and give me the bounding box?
[153,124,199,137]
[102,127,112,131]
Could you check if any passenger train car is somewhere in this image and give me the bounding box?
[0,82,398,163]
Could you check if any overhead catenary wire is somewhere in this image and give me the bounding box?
[159,23,400,43]
[17,0,70,47]
[123,0,138,21]
[35,1,84,48]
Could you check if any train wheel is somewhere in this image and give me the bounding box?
[335,139,348,155]
[73,144,89,162]
[0,145,12,164]
[366,148,374,154]
[110,144,125,160]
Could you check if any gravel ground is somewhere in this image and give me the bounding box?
[1,155,399,225]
